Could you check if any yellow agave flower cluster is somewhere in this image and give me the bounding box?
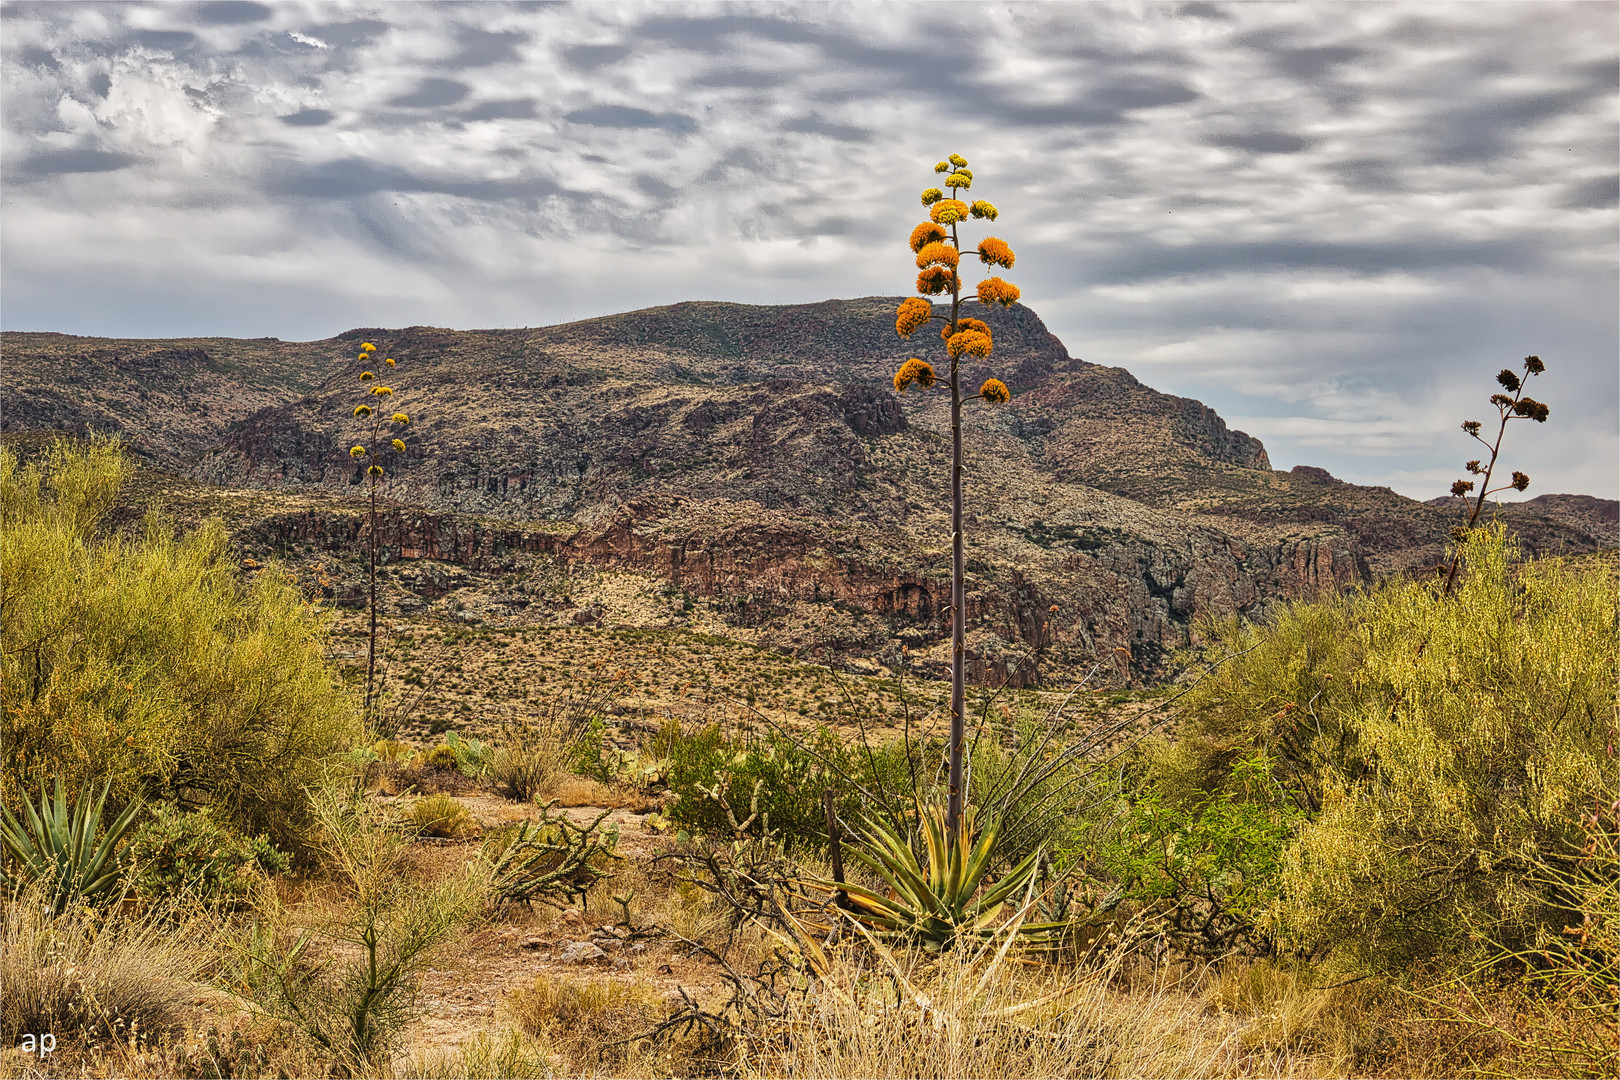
[892,153,1020,404]
[348,341,410,478]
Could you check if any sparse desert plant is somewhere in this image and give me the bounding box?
[408,1027,555,1080]
[410,793,479,839]
[124,801,289,907]
[0,777,143,916]
[890,152,1020,837]
[507,977,663,1066]
[484,800,620,909]
[444,728,492,777]
[487,736,564,802]
[229,781,487,1073]
[0,437,361,856]
[345,340,414,729]
[1444,353,1550,594]
[825,804,1049,953]
[423,743,462,772]
[0,884,208,1048]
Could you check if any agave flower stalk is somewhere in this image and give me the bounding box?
[892,153,1019,837]
[1444,354,1549,595]
[347,343,412,728]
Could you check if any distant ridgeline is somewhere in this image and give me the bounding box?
[3,299,1613,686]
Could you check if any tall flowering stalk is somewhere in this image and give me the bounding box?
[1443,354,1549,595]
[891,153,1019,838]
[347,342,411,727]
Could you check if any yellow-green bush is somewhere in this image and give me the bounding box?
[410,794,478,839]
[1168,525,1616,970]
[0,438,361,855]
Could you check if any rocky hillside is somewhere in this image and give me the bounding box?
[5,299,1613,686]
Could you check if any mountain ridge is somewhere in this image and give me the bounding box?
[4,298,1613,685]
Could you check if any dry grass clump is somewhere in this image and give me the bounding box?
[506,976,667,1066]
[409,794,480,839]
[0,888,211,1051]
[406,1027,554,1079]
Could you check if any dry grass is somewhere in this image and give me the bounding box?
[0,891,214,1054]
[409,793,481,839]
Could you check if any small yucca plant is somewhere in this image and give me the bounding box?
[826,806,1047,952]
[0,778,143,915]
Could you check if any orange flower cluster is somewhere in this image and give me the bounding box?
[915,241,959,270]
[980,378,1010,404]
[895,297,933,338]
[929,199,970,225]
[893,358,937,392]
[910,222,947,253]
[947,328,993,359]
[916,266,957,295]
[977,237,1015,268]
[977,276,1021,306]
[942,317,991,343]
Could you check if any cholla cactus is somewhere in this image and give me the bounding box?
[890,154,1020,837]
[346,341,413,727]
[1443,355,1549,595]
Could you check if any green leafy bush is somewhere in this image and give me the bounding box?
[124,803,290,907]
[666,724,878,845]
[1169,525,1616,969]
[1097,752,1304,957]
[1,438,361,856]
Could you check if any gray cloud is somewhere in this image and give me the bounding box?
[781,114,871,142]
[134,30,197,52]
[1207,132,1312,154]
[14,149,139,176]
[442,27,528,69]
[564,104,697,133]
[264,157,581,204]
[1090,237,1547,284]
[194,2,273,25]
[562,43,631,70]
[388,78,472,109]
[1563,175,1619,211]
[460,99,538,122]
[304,19,391,48]
[280,109,334,127]
[19,45,60,71]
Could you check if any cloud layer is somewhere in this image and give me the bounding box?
[3,1,1615,500]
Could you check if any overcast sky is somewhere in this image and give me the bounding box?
[3,1,1616,501]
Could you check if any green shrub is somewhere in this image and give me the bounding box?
[0,438,361,856]
[1095,752,1304,957]
[124,803,290,907]
[1169,525,1616,970]
[666,723,874,845]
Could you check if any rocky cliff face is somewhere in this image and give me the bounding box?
[5,299,1612,686]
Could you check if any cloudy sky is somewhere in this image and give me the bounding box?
[3,1,1616,501]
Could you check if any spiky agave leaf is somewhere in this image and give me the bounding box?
[0,778,143,915]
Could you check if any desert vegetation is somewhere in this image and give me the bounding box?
[1,345,1614,1076]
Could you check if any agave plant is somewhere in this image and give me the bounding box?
[827,805,1050,952]
[0,778,144,915]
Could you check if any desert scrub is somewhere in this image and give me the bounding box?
[1168,525,1617,970]
[124,802,290,907]
[230,781,488,1073]
[1,884,211,1049]
[0,437,360,856]
[409,793,479,839]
